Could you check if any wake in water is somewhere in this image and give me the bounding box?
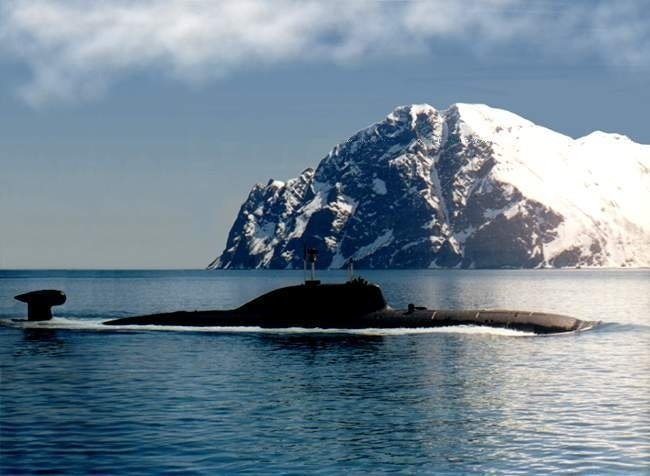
[0,316,536,337]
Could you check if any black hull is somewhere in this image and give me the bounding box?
[104,308,595,334]
[14,282,598,334]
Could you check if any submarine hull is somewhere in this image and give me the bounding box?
[15,282,598,334]
[104,308,594,334]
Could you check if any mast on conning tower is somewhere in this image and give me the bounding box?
[304,247,320,285]
[346,258,354,282]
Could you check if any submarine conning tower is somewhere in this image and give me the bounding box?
[238,278,387,318]
[14,290,66,321]
[239,249,387,318]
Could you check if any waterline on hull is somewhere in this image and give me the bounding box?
[1,317,537,337]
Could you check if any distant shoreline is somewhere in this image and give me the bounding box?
[1,268,648,272]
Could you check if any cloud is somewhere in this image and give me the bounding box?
[0,0,648,105]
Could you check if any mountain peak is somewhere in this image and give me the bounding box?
[445,103,534,136]
[386,103,438,125]
[211,103,650,269]
[578,130,633,143]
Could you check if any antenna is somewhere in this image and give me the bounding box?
[347,258,354,281]
[304,247,320,285]
[303,244,307,282]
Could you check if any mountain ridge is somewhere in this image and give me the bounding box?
[209,103,650,269]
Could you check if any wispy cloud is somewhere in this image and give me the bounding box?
[0,0,648,105]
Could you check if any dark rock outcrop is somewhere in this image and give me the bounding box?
[210,103,650,269]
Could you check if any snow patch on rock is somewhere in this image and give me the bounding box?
[210,103,650,269]
[372,178,387,195]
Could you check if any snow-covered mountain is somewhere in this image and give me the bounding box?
[209,103,650,269]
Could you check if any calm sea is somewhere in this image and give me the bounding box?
[1,269,649,474]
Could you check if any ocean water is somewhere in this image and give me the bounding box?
[1,269,648,474]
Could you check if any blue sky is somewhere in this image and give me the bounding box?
[1,0,649,268]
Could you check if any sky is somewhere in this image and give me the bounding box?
[1,0,649,269]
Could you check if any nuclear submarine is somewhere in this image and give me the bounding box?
[13,253,597,335]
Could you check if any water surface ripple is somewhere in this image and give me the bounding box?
[1,269,648,474]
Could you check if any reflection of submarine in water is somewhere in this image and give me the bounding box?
[14,252,597,334]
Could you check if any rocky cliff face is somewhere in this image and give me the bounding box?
[209,103,650,269]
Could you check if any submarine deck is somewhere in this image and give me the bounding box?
[104,308,595,334]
